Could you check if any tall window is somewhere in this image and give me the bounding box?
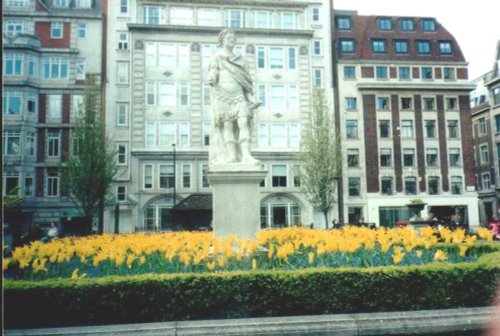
[478,118,486,135]
[426,148,438,167]
[425,120,436,138]
[182,164,191,188]
[401,120,413,138]
[403,148,415,167]
[312,40,322,56]
[348,178,361,196]
[377,97,389,109]
[76,59,86,80]
[405,176,417,195]
[226,9,246,28]
[27,93,38,114]
[118,32,129,50]
[47,131,61,157]
[428,176,439,195]
[380,148,392,167]
[401,97,412,110]
[347,149,359,167]
[446,97,457,110]
[272,165,287,187]
[117,186,126,202]
[3,131,21,155]
[313,68,323,87]
[51,22,63,39]
[120,0,128,14]
[25,132,36,156]
[117,61,129,84]
[480,144,489,164]
[451,176,462,194]
[143,6,160,24]
[117,143,127,165]
[201,164,209,188]
[117,103,128,126]
[447,120,459,138]
[423,97,435,110]
[346,120,358,139]
[24,175,34,196]
[292,164,301,187]
[48,95,62,118]
[379,120,390,138]
[443,67,455,80]
[143,164,153,189]
[381,177,393,195]
[77,22,86,38]
[46,169,59,197]
[159,164,175,189]
[3,92,22,115]
[449,148,461,166]
[28,56,38,77]
[4,53,24,76]
[345,97,357,110]
[482,173,491,190]
[376,66,388,79]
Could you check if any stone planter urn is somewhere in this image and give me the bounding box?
[406,203,426,222]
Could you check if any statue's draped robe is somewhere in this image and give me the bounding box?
[208,54,256,163]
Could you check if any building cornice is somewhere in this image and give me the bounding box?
[3,12,102,20]
[356,82,475,92]
[135,0,309,9]
[127,24,315,38]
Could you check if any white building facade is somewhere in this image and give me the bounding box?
[104,0,335,232]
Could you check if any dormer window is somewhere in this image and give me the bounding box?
[336,16,351,30]
[372,39,386,53]
[339,39,355,53]
[438,41,453,55]
[377,17,392,31]
[421,18,436,32]
[399,18,414,31]
[416,40,431,55]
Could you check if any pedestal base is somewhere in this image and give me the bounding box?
[207,165,267,239]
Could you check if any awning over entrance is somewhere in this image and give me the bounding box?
[171,193,212,230]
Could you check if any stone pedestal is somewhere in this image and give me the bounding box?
[207,163,267,239]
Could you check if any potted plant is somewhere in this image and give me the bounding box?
[406,198,426,222]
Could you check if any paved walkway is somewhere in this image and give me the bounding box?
[4,307,494,336]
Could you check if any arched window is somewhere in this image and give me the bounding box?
[139,196,175,231]
[260,195,301,229]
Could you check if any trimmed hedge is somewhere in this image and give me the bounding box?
[5,250,500,329]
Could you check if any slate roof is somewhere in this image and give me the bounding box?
[333,14,466,63]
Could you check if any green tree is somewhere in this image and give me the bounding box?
[299,88,342,229]
[2,186,23,209]
[61,76,116,234]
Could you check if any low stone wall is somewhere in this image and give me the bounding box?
[5,307,494,336]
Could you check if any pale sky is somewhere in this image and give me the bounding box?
[334,0,500,80]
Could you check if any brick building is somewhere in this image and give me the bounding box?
[3,0,104,234]
[332,10,479,228]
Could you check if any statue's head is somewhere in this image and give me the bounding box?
[218,28,235,47]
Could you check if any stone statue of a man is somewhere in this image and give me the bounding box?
[208,28,260,164]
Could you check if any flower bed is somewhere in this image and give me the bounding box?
[3,226,496,281]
